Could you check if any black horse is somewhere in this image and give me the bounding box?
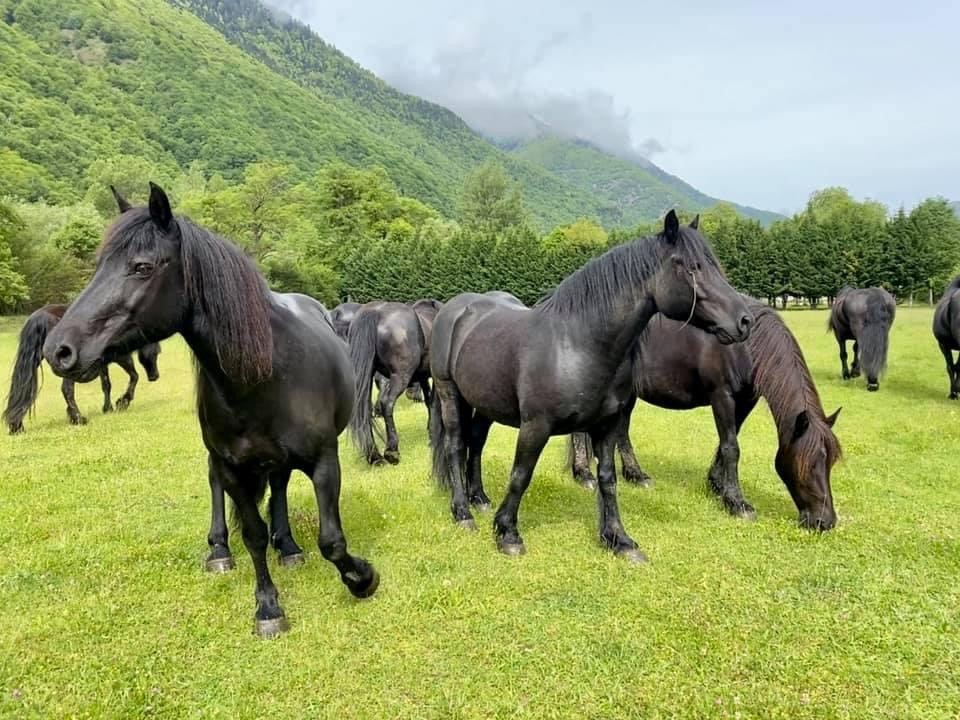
[42,183,378,637]
[428,211,752,561]
[829,286,896,391]
[347,300,432,465]
[569,298,841,531]
[3,303,160,434]
[932,275,960,399]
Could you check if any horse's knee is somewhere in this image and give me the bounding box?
[719,442,739,465]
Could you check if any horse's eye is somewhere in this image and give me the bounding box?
[133,263,154,277]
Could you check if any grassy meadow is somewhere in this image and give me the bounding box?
[0,307,958,719]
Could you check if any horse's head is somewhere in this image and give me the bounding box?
[652,211,752,345]
[43,184,188,382]
[775,407,841,531]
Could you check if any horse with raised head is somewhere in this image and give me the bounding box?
[569,298,841,531]
[347,300,432,465]
[3,303,160,434]
[829,286,896,391]
[428,211,752,561]
[932,275,960,399]
[42,183,378,637]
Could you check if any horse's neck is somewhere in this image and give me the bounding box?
[576,296,658,366]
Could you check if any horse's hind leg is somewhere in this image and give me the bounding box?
[100,367,113,414]
[310,443,379,600]
[569,433,597,491]
[613,398,651,487]
[493,418,551,556]
[850,341,861,378]
[938,342,958,399]
[268,470,305,567]
[466,412,493,509]
[115,355,139,411]
[591,421,645,562]
[435,378,475,529]
[205,459,235,573]
[373,373,388,418]
[707,391,755,520]
[837,337,850,380]
[381,366,416,464]
[62,379,86,425]
[218,461,289,637]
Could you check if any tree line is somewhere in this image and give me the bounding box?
[1,154,959,314]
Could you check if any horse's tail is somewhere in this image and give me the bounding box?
[137,342,161,382]
[860,301,893,384]
[428,386,455,488]
[347,310,382,459]
[3,309,53,434]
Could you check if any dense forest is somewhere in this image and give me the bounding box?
[1,0,959,315]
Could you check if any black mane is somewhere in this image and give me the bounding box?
[102,208,273,384]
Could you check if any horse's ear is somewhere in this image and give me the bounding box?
[664,209,679,243]
[110,185,132,214]
[792,410,810,442]
[826,407,842,427]
[148,181,173,230]
[689,214,700,230]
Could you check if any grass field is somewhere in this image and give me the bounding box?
[1,307,958,719]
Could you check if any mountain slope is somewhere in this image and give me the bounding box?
[510,135,783,226]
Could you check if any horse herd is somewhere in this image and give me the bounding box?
[3,182,959,637]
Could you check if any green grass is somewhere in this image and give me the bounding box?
[1,308,958,719]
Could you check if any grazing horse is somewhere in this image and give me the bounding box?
[569,298,841,531]
[347,301,431,465]
[428,211,753,561]
[42,183,378,637]
[932,275,960,399]
[3,303,160,434]
[829,286,896,391]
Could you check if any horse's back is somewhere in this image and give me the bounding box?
[431,293,526,382]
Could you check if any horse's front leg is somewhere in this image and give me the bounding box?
[493,418,550,556]
[613,397,651,487]
[205,458,235,572]
[707,391,755,519]
[569,432,597,491]
[114,355,139,411]
[267,470,305,566]
[61,379,86,425]
[100,367,113,414]
[592,421,645,562]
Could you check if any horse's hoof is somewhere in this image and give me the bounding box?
[950,393,958,400]
[383,451,400,465]
[577,478,597,492]
[102,405,113,414]
[254,615,290,638]
[616,547,648,564]
[472,502,492,513]
[497,539,526,556]
[279,552,305,568]
[625,474,653,488]
[205,556,236,573]
[866,383,879,392]
[147,372,160,382]
[369,455,386,467]
[8,423,23,435]
[456,518,478,532]
[116,399,131,412]
[69,415,88,426]
[735,507,758,522]
[344,567,380,599]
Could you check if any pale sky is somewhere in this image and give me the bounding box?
[271,0,959,216]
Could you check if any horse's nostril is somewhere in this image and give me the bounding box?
[54,343,77,371]
[738,313,752,332]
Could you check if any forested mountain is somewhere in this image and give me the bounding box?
[508,135,782,226]
[1,0,774,229]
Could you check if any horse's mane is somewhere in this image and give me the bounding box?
[534,227,719,325]
[747,299,841,472]
[102,208,273,384]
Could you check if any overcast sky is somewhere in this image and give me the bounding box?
[271,0,958,215]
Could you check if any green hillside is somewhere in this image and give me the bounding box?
[510,135,782,226]
[0,0,616,229]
